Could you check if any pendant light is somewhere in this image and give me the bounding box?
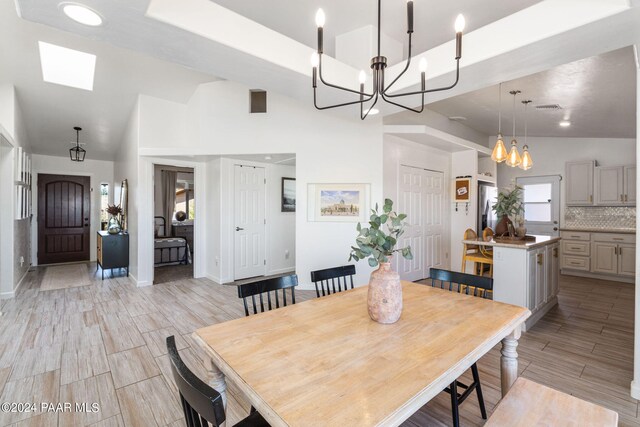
[505,90,522,168]
[69,126,86,162]
[491,83,507,162]
[520,100,533,170]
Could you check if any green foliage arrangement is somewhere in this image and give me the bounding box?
[492,185,524,219]
[348,199,413,268]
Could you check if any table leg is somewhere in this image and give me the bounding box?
[500,326,521,397]
[204,356,228,409]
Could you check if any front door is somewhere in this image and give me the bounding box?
[516,176,561,236]
[38,174,91,265]
[234,165,266,280]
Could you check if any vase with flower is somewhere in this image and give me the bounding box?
[106,204,123,234]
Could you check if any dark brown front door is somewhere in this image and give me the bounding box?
[38,174,91,265]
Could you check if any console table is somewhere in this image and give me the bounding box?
[97,231,129,280]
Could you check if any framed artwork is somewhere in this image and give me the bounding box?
[281,177,296,212]
[455,177,471,202]
[307,183,370,222]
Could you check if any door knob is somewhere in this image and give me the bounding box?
[235,227,244,231]
[553,227,558,231]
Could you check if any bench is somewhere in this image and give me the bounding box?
[485,377,618,426]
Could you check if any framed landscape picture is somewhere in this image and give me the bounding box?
[307,183,370,222]
[281,177,296,212]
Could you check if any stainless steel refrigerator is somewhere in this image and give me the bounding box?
[477,182,498,233]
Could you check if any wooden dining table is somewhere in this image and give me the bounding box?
[193,281,530,427]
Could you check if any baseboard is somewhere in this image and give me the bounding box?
[560,270,634,284]
[0,290,15,300]
[631,380,640,400]
[205,274,222,284]
[267,268,295,276]
[129,273,152,288]
[1,268,29,299]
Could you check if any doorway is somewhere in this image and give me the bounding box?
[398,165,446,281]
[37,174,91,265]
[516,176,561,236]
[233,164,266,280]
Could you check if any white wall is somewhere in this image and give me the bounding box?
[496,137,636,224]
[631,64,639,400]
[30,154,115,265]
[136,82,383,289]
[383,135,453,274]
[451,150,479,273]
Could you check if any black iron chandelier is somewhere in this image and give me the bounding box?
[69,126,86,162]
[311,0,465,120]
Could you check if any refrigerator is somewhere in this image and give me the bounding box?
[477,182,498,233]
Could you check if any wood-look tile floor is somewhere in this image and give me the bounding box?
[0,266,636,427]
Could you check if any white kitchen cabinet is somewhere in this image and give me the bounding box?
[595,166,624,205]
[591,242,618,274]
[624,166,636,205]
[566,161,594,205]
[618,243,636,277]
[546,243,559,303]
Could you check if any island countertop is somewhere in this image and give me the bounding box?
[462,234,562,250]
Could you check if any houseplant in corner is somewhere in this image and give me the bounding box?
[492,185,524,237]
[349,199,413,324]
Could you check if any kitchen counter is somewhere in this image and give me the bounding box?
[560,227,635,234]
[462,234,561,250]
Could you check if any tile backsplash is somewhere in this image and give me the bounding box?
[565,206,636,230]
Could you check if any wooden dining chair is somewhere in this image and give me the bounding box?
[461,228,493,276]
[480,227,495,277]
[429,268,491,427]
[166,336,269,427]
[310,265,356,298]
[237,275,298,317]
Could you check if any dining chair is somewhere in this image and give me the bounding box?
[461,228,492,276]
[310,265,356,298]
[429,268,491,427]
[237,275,298,317]
[480,227,495,277]
[166,336,269,427]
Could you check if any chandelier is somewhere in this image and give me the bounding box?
[69,126,86,162]
[311,0,465,120]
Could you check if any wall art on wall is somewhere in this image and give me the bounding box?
[281,177,296,212]
[307,183,370,222]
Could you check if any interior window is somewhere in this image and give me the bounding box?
[100,183,109,229]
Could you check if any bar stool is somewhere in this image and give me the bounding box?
[480,227,495,277]
[461,228,492,276]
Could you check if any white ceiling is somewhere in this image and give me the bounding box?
[414,47,637,138]
[212,0,542,60]
[1,1,217,160]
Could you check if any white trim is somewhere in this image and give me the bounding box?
[205,274,222,284]
[266,268,295,276]
[560,270,635,284]
[631,380,640,400]
[0,128,15,298]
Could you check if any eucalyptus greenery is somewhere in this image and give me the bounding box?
[348,199,413,268]
[492,185,524,220]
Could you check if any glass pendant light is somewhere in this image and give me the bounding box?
[520,100,533,170]
[491,83,508,163]
[505,90,521,168]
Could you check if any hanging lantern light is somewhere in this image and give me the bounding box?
[69,126,86,162]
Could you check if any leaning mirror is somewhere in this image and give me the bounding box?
[119,179,128,232]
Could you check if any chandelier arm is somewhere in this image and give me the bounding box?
[384,59,460,98]
[318,55,373,97]
[380,91,424,113]
[360,92,380,120]
[381,33,413,96]
[313,86,376,111]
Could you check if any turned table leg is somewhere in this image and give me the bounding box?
[500,326,521,397]
[204,356,228,409]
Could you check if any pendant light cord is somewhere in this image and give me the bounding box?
[498,83,502,134]
[512,92,516,138]
[377,0,381,57]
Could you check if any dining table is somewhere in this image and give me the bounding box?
[193,280,531,427]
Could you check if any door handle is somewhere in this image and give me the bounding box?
[235,227,244,231]
[553,227,558,231]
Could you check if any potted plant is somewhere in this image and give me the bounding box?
[106,204,123,234]
[349,199,413,324]
[491,185,524,237]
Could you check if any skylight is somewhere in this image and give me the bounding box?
[38,41,96,91]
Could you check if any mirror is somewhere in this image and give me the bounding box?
[119,179,128,232]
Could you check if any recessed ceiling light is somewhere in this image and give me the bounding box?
[61,3,103,26]
[39,41,96,91]
[559,120,571,127]
[264,155,272,160]
[367,108,380,116]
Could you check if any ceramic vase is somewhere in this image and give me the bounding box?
[107,216,121,234]
[367,262,402,324]
[495,215,512,236]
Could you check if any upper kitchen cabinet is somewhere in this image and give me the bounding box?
[595,165,624,205]
[624,166,636,204]
[566,161,595,205]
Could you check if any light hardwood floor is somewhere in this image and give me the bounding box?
[0,266,636,426]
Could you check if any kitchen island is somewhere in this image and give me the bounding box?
[462,235,561,330]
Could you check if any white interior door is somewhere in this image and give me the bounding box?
[234,165,266,280]
[424,170,445,274]
[398,166,446,281]
[516,176,560,236]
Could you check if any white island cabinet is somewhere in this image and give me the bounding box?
[461,235,561,330]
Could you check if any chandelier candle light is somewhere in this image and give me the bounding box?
[311,0,465,119]
[520,100,533,170]
[505,90,522,168]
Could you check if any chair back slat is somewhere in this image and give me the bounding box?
[167,336,226,427]
[237,275,298,317]
[429,268,493,299]
[310,265,356,298]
